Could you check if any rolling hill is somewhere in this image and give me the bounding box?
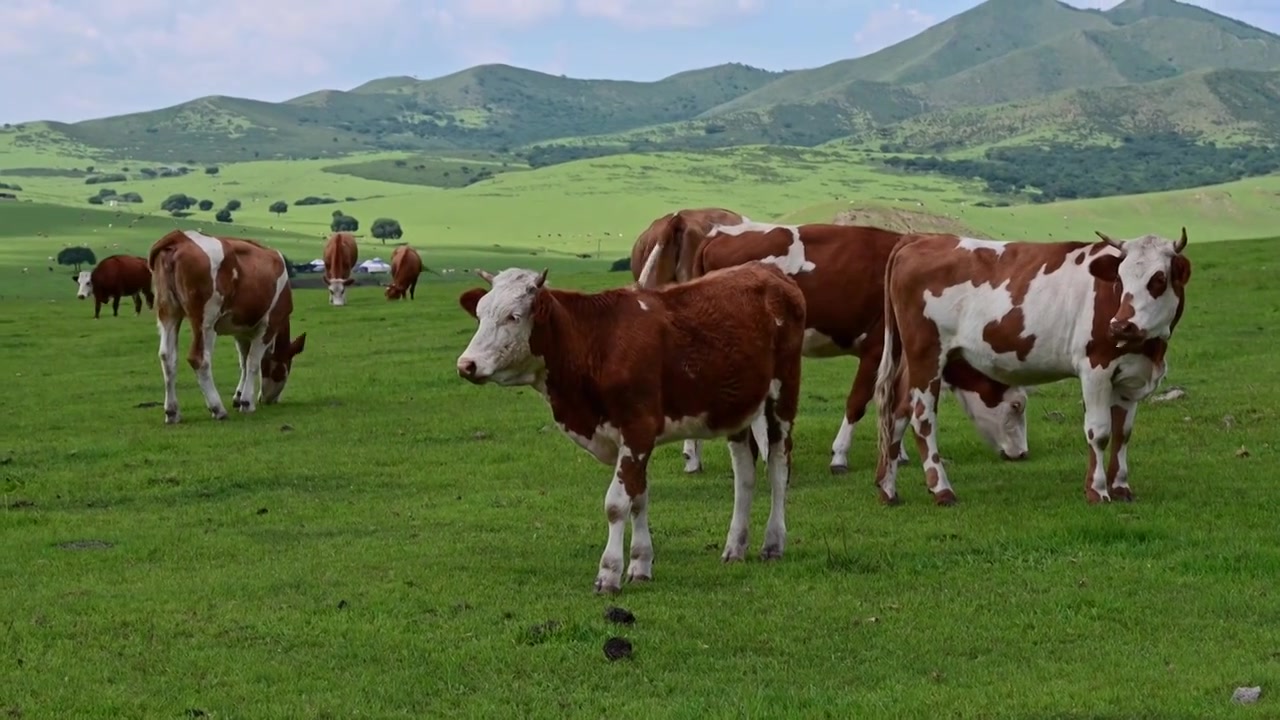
[6,0,1280,165]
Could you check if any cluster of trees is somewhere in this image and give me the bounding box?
[295,195,339,206]
[160,193,241,221]
[0,182,23,191]
[370,218,403,242]
[87,188,142,205]
[882,134,1280,202]
[330,210,358,233]
[57,247,96,272]
[85,173,128,185]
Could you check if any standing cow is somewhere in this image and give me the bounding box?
[629,207,745,286]
[874,230,1192,505]
[455,263,806,594]
[148,230,308,424]
[640,220,1030,475]
[384,244,434,300]
[322,231,358,306]
[73,254,154,319]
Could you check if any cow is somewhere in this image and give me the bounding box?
[455,262,807,594]
[873,229,1192,506]
[73,254,155,319]
[629,207,745,287]
[384,244,436,300]
[639,220,1030,475]
[322,231,358,305]
[148,229,308,424]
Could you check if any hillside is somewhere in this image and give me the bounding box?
[6,0,1280,166]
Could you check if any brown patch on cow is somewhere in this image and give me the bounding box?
[617,453,647,499]
[913,399,926,419]
[385,244,424,300]
[917,418,932,439]
[606,502,625,523]
[940,357,1010,408]
[322,231,358,285]
[982,308,1036,361]
[1113,293,1136,323]
[1084,249,1190,370]
[930,453,941,464]
[77,254,154,318]
[630,207,744,287]
[1146,270,1169,299]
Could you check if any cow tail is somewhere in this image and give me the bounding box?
[874,248,906,460]
[148,232,184,311]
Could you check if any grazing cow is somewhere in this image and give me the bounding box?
[73,254,155,319]
[455,262,806,594]
[384,244,434,300]
[873,229,1192,505]
[629,207,745,286]
[322,231,358,305]
[148,229,308,424]
[642,220,1030,475]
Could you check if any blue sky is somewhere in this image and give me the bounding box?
[2,0,1276,125]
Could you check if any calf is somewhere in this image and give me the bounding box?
[629,207,745,286]
[74,254,154,319]
[148,230,308,424]
[873,230,1192,505]
[644,220,1030,475]
[322,231,358,305]
[384,244,432,300]
[455,262,806,594]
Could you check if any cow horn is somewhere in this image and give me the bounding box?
[1094,230,1124,252]
[1174,227,1188,253]
[476,269,495,284]
[534,268,548,288]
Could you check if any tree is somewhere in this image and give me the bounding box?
[160,193,197,214]
[330,214,359,233]
[198,199,214,211]
[205,166,219,175]
[225,199,241,211]
[269,200,288,216]
[57,247,96,272]
[370,218,403,243]
[215,209,233,223]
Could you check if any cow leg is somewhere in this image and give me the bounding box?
[144,289,155,310]
[93,299,102,319]
[409,278,418,300]
[231,338,253,410]
[762,389,796,560]
[874,372,913,505]
[830,352,881,473]
[908,378,956,505]
[132,293,143,315]
[157,315,183,424]
[682,439,702,474]
[112,296,121,316]
[597,442,652,594]
[1081,374,1115,503]
[721,430,757,563]
[239,338,269,413]
[625,451,656,584]
[1107,400,1138,502]
[187,325,228,420]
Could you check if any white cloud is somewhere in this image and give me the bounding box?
[455,0,565,25]
[853,2,936,55]
[575,0,763,29]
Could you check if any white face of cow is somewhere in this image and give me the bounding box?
[954,386,1030,461]
[74,271,92,299]
[455,268,548,386]
[1089,229,1190,342]
[326,277,354,306]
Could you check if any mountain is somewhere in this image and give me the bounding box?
[9,0,1280,164]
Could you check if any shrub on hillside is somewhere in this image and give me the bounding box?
[295,196,338,206]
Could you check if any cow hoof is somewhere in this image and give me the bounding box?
[1111,486,1135,502]
[211,408,229,421]
[1085,489,1109,504]
[164,411,181,425]
[933,489,958,506]
[829,463,849,475]
[594,578,622,595]
[237,404,256,414]
[760,545,784,561]
[626,571,652,584]
[721,547,746,563]
[682,456,701,474]
[878,490,900,506]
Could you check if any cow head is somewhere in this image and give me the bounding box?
[1088,228,1191,342]
[384,283,405,300]
[260,333,308,404]
[325,275,355,306]
[953,385,1030,461]
[73,271,92,299]
[455,267,548,386]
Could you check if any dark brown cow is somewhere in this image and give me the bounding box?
[148,230,307,424]
[455,263,806,594]
[384,244,434,300]
[629,207,745,286]
[640,219,1030,475]
[322,231,358,306]
[874,230,1192,506]
[74,254,154,319]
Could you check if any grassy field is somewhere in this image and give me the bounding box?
[1,193,1278,715]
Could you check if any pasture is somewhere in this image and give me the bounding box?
[1,184,1278,716]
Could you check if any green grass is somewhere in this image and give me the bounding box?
[322,154,530,188]
[1,205,1277,715]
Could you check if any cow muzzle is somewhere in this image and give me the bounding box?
[1109,319,1144,341]
[456,358,486,384]
[1000,450,1029,462]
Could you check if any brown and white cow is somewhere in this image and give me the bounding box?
[873,230,1192,506]
[322,231,358,306]
[148,229,308,424]
[638,219,1030,475]
[455,262,806,594]
[74,254,154,319]
[384,244,434,300]
[629,207,745,287]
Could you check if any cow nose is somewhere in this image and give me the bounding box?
[1110,319,1139,338]
[457,358,477,378]
[1001,450,1029,462]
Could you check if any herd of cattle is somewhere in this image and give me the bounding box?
[70,210,1192,594]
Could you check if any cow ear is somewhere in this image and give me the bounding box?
[1171,254,1192,286]
[1088,254,1121,283]
[290,333,307,356]
[459,288,487,318]
[342,277,355,286]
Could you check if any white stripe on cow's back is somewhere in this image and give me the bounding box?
[708,219,787,238]
[956,237,1008,255]
[710,220,818,276]
[265,251,289,329]
[183,230,227,327]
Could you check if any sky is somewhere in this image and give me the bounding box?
[2,0,1278,125]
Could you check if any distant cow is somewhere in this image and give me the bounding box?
[74,254,155,319]
[629,207,745,286]
[455,262,806,594]
[874,230,1192,505]
[384,244,430,300]
[148,229,308,424]
[641,220,1030,475]
[322,231,358,305]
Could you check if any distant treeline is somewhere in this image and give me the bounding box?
[883,134,1280,202]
